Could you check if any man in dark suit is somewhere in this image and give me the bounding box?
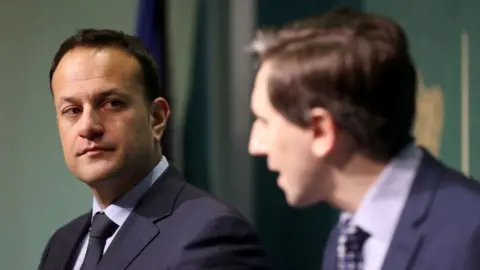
[38,29,268,270]
[247,7,480,270]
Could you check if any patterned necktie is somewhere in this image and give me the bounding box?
[336,216,370,270]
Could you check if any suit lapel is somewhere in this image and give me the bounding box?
[97,166,186,270]
[381,148,443,270]
[96,211,160,270]
[322,226,339,270]
[53,213,90,270]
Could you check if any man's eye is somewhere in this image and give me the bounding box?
[62,107,82,116]
[103,100,124,109]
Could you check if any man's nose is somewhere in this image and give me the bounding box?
[77,109,104,141]
[248,134,266,156]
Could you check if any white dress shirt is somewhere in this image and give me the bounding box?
[73,156,169,270]
[340,144,423,270]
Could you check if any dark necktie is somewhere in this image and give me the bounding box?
[80,212,118,270]
[336,216,370,270]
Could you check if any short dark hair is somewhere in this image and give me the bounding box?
[249,7,417,161]
[49,28,162,103]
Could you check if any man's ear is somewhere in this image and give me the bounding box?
[310,108,335,158]
[150,97,170,141]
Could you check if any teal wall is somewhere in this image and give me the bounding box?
[183,0,210,191]
[2,1,478,269]
[364,0,480,179]
[0,1,136,269]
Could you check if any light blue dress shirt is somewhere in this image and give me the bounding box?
[340,144,423,270]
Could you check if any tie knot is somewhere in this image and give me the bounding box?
[89,212,118,239]
[339,216,370,247]
[337,215,370,269]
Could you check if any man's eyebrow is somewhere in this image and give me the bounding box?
[251,106,259,117]
[96,88,130,99]
[251,108,268,122]
[251,105,263,117]
[58,96,77,104]
[58,88,129,104]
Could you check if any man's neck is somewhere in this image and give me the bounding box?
[92,155,161,209]
[328,154,388,213]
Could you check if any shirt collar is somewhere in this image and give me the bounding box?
[92,156,169,226]
[344,143,422,241]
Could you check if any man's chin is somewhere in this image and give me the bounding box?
[277,176,304,207]
[75,167,120,186]
[72,158,120,180]
[285,194,318,208]
[79,175,111,185]
[277,174,323,208]
[281,184,319,208]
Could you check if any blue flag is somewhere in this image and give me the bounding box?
[135,0,173,160]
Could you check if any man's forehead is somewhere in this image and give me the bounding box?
[251,81,263,114]
[54,47,138,83]
[251,63,272,107]
[51,48,143,101]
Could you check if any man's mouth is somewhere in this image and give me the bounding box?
[77,146,114,156]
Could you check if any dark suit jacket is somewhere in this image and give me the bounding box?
[38,165,269,270]
[323,148,480,270]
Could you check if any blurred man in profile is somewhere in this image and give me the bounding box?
[248,7,480,270]
[38,29,268,270]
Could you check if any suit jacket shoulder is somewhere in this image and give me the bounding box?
[39,165,269,270]
[126,165,269,269]
[382,149,480,270]
[323,149,480,270]
[38,212,90,270]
